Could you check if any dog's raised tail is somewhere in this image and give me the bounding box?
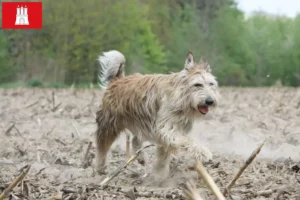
[97,50,126,89]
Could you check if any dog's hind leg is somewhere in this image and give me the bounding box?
[94,110,122,174]
[95,127,120,174]
[95,128,121,174]
[131,135,146,165]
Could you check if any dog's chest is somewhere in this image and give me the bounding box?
[177,119,193,134]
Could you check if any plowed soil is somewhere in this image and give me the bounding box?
[0,87,299,200]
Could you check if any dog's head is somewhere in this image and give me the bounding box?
[182,51,220,116]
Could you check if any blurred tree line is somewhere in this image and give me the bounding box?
[0,0,300,86]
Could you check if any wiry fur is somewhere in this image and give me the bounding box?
[95,50,220,179]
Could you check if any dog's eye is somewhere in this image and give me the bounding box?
[194,83,203,88]
[209,83,214,86]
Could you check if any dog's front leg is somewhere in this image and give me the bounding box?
[158,132,213,163]
[180,138,213,162]
[151,132,212,180]
[153,145,173,179]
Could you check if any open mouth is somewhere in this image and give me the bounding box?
[198,105,209,115]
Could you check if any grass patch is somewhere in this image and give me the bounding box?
[0,82,24,88]
[46,82,69,88]
[0,81,99,89]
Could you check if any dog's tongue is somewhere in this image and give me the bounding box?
[198,106,209,114]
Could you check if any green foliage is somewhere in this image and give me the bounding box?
[0,0,299,87]
[26,79,44,88]
[242,13,300,86]
[165,3,205,72]
[47,82,68,89]
[0,31,13,83]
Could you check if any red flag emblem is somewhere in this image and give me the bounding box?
[2,2,42,29]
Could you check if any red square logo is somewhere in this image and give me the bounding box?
[2,2,42,29]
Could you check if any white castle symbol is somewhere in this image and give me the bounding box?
[15,6,29,25]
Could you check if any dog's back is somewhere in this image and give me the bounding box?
[98,50,179,124]
[102,74,165,117]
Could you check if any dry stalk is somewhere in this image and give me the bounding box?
[24,101,39,108]
[5,123,15,135]
[46,191,63,200]
[183,180,205,200]
[44,126,55,137]
[52,91,55,109]
[194,162,226,200]
[5,123,23,138]
[51,102,61,112]
[71,120,81,138]
[13,125,23,138]
[126,132,131,159]
[223,139,267,197]
[100,144,154,186]
[0,165,31,200]
[50,90,62,112]
[82,141,92,168]
[255,189,273,197]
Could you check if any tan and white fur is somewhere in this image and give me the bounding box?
[95,50,220,179]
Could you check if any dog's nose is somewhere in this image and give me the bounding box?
[205,97,214,106]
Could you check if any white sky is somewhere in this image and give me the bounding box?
[236,0,300,17]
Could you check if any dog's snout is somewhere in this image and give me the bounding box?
[205,97,214,106]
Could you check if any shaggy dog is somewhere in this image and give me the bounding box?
[95,50,220,178]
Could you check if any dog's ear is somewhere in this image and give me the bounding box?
[184,51,195,71]
[199,56,211,73]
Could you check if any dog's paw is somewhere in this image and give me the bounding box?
[96,166,107,175]
[200,146,213,163]
[94,160,107,175]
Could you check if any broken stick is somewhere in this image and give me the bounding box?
[183,180,205,200]
[5,123,15,136]
[82,141,92,168]
[100,144,154,186]
[194,162,226,200]
[0,165,31,200]
[223,139,267,197]
[25,101,39,109]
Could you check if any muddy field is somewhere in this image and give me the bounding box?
[0,87,300,200]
